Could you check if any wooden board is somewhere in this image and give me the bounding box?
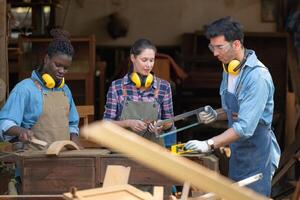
[0,195,63,200]
[81,121,268,200]
[63,184,153,200]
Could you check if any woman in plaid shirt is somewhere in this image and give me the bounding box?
[103,38,175,146]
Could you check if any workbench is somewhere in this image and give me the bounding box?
[16,149,219,195]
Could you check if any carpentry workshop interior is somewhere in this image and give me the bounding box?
[1,0,300,199]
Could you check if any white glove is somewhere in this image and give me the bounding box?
[199,105,217,124]
[184,140,211,153]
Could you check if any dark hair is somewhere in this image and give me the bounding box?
[130,38,157,56]
[204,16,244,45]
[128,38,157,73]
[47,29,74,58]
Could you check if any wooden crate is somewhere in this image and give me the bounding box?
[18,149,218,195]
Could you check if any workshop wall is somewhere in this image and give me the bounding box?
[55,0,276,46]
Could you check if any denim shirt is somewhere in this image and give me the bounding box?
[0,70,79,141]
[220,50,275,139]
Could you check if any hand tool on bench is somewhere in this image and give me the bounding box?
[30,137,48,147]
[170,143,195,155]
[155,107,205,138]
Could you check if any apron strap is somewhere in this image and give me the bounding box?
[122,78,128,97]
[154,78,160,99]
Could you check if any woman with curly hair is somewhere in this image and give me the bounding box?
[0,29,81,150]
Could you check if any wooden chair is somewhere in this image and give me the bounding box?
[76,105,101,148]
[77,105,94,126]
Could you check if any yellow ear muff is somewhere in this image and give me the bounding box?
[130,72,142,88]
[57,78,65,88]
[144,73,153,88]
[41,73,65,89]
[130,72,153,88]
[42,73,56,89]
[222,59,241,76]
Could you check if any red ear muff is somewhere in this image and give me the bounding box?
[130,72,153,88]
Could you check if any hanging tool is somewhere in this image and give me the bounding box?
[155,107,205,138]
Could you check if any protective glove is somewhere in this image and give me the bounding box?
[199,105,217,124]
[184,140,211,153]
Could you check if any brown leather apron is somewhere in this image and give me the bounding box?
[28,80,70,150]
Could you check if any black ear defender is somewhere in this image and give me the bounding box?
[223,49,251,75]
[130,72,153,88]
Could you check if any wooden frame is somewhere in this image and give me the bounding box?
[81,121,268,200]
[261,0,277,22]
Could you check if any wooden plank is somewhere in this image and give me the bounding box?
[100,156,177,185]
[30,137,48,147]
[0,0,8,107]
[292,179,300,200]
[273,126,300,185]
[103,165,131,187]
[153,186,164,200]
[272,150,300,186]
[0,195,63,200]
[180,182,190,200]
[63,184,153,200]
[46,140,79,156]
[287,35,300,101]
[286,92,296,146]
[81,121,268,200]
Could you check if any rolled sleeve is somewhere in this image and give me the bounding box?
[0,120,17,141]
[233,69,272,139]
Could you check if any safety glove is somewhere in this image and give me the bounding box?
[199,105,217,124]
[184,140,211,153]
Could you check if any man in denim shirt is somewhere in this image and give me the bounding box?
[184,17,281,196]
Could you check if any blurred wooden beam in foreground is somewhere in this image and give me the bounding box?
[81,121,267,200]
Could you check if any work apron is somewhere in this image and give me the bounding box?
[28,80,70,150]
[120,85,164,146]
[225,90,275,196]
[120,83,171,196]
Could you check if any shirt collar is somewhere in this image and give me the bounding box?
[244,49,258,68]
[31,70,45,86]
